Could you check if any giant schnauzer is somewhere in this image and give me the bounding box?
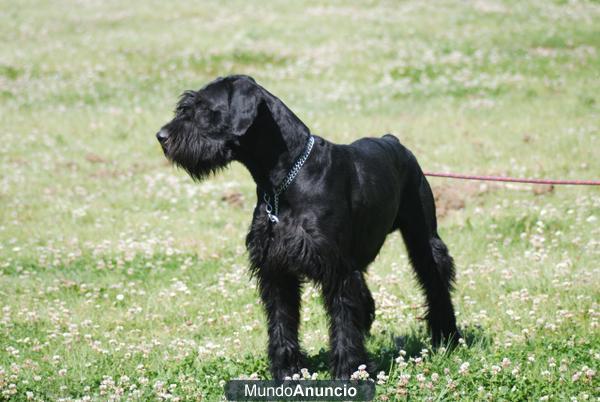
[156,75,460,379]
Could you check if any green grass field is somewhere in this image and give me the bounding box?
[1,0,599,400]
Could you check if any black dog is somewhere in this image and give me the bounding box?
[156,75,460,379]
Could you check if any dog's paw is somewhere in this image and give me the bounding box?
[332,359,374,380]
[271,353,309,380]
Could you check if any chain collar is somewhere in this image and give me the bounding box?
[263,135,315,224]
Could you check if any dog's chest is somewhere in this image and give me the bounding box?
[246,215,332,280]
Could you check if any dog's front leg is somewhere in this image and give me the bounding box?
[324,272,372,379]
[258,271,304,379]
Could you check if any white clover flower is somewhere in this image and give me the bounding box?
[351,365,370,380]
[398,373,411,386]
[376,371,388,385]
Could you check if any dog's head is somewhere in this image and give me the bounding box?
[156,75,265,180]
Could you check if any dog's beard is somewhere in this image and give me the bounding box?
[163,131,232,181]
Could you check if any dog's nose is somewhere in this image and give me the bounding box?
[156,130,169,143]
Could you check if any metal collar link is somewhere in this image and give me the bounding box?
[264,135,315,224]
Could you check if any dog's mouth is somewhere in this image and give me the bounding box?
[154,127,233,182]
[157,142,170,160]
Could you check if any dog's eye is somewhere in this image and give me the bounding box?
[208,109,221,124]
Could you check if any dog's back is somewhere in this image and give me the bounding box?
[345,133,411,202]
[347,133,410,175]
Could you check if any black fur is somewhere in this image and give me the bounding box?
[157,75,460,379]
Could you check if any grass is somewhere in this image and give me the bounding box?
[0,0,599,400]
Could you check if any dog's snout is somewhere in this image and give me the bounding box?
[156,130,169,143]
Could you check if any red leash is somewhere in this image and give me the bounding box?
[424,172,600,186]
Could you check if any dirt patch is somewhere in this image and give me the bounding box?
[432,182,488,218]
[532,184,554,196]
[432,178,556,217]
[221,191,245,208]
[85,153,107,164]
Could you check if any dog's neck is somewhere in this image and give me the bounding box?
[236,95,312,193]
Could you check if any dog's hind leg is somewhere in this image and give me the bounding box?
[396,158,460,347]
[257,271,305,379]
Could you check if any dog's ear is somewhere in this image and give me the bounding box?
[229,77,265,137]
